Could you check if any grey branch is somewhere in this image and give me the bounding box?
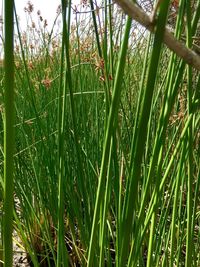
[115,0,200,71]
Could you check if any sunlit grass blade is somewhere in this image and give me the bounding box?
[185,0,194,265]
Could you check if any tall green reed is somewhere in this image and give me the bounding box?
[3,0,14,266]
[87,16,132,267]
[185,0,193,265]
[118,0,171,265]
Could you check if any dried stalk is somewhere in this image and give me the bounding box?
[115,0,200,71]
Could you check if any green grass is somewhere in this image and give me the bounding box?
[0,0,199,266]
[3,0,15,266]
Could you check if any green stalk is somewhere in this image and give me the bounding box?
[64,0,88,204]
[99,142,112,267]
[127,0,188,260]
[57,1,69,266]
[185,0,193,265]
[126,34,152,267]
[120,0,170,265]
[170,143,186,267]
[108,0,114,81]
[89,0,102,58]
[87,17,132,267]
[3,0,14,266]
[146,147,163,267]
[129,114,192,267]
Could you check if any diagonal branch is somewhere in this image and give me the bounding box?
[115,0,200,71]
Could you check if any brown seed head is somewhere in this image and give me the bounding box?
[24,1,34,13]
[42,78,52,89]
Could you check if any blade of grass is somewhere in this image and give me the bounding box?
[89,0,102,58]
[185,0,194,264]
[3,0,15,266]
[170,139,187,267]
[57,1,69,266]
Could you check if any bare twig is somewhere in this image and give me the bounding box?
[115,0,200,71]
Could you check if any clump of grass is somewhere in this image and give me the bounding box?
[0,0,199,266]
